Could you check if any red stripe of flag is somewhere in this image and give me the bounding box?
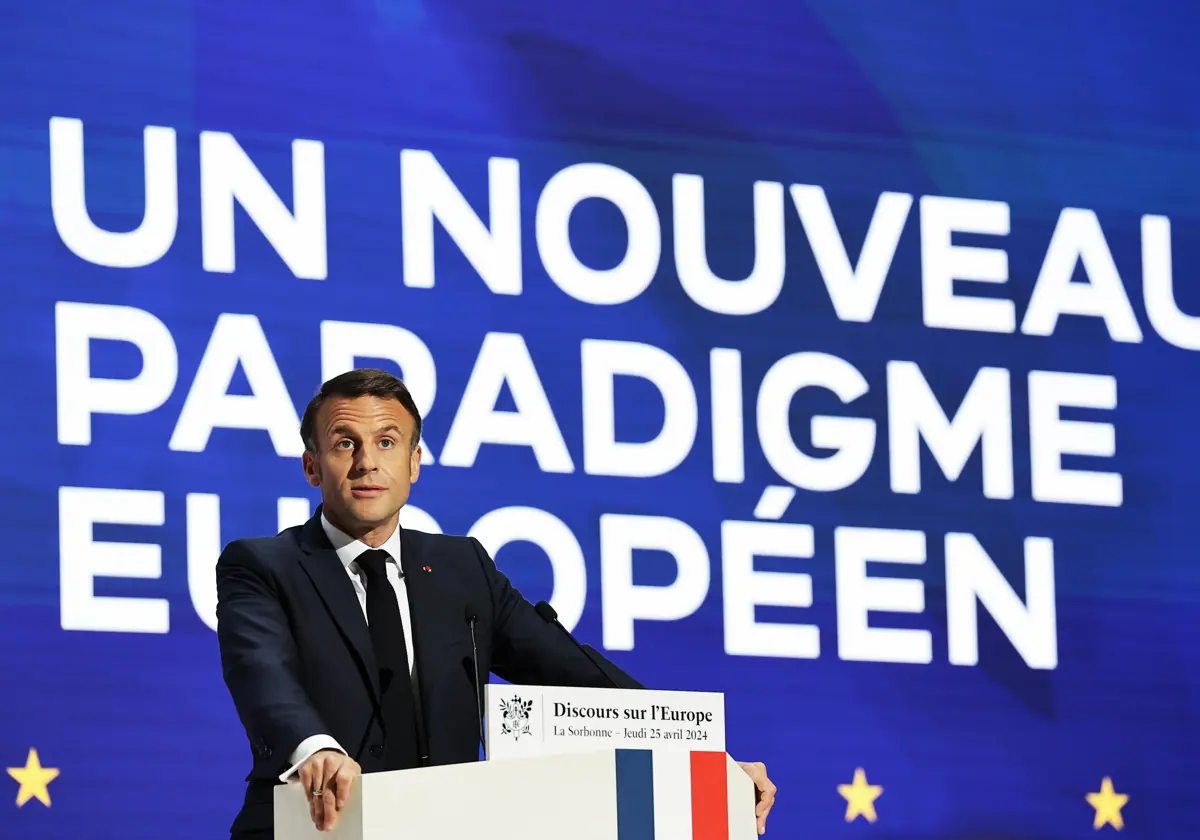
[689,751,729,840]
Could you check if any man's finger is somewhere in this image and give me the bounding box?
[309,788,321,828]
[309,759,329,829]
[322,786,338,830]
[745,765,774,836]
[319,755,349,829]
[304,760,319,830]
[334,766,355,810]
[756,785,775,834]
[299,759,315,824]
[756,799,769,832]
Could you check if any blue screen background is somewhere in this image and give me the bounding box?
[2,2,1199,838]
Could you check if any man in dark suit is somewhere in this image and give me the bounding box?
[216,368,777,839]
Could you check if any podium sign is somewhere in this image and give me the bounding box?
[484,684,725,761]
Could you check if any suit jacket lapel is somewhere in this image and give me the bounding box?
[296,511,382,702]
[399,527,467,720]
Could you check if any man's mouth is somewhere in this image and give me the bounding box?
[351,486,386,497]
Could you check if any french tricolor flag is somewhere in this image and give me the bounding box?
[613,750,756,840]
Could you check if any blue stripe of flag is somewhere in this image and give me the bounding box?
[615,749,656,840]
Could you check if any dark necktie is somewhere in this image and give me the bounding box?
[355,549,421,770]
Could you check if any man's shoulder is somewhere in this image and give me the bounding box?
[403,527,477,557]
[220,524,305,567]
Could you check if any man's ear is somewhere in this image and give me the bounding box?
[302,449,321,488]
[409,444,422,483]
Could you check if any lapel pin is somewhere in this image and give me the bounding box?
[423,566,432,572]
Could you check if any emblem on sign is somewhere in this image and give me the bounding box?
[499,696,534,740]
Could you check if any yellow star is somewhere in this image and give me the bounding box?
[7,748,59,807]
[1086,776,1128,830]
[838,767,883,823]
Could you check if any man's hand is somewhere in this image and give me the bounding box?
[297,749,361,832]
[737,760,777,835]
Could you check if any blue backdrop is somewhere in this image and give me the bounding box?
[2,1,1199,838]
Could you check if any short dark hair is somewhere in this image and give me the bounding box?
[300,368,422,453]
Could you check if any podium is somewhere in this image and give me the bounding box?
[275,684,756,839]
[273,748,757,839]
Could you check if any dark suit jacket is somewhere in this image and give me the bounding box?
[216,508,642,838]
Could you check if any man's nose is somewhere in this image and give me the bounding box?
[353,447,377,472]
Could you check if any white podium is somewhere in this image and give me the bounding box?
[274,748,757,839]
[275,686,756,839]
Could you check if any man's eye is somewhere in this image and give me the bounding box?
[336,440,353,449]
[380,439,394,448]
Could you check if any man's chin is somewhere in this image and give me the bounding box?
[342,498,399,525]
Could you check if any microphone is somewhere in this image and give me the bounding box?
[463,604,486,750]
[533,600,620,688]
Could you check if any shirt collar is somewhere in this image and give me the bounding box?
[320,512,402,572]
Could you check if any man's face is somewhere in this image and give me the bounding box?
[302,395,422,540]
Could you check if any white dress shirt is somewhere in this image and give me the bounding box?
[278,514,419,781]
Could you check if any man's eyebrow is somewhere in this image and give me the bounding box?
[377,424,405,437]
[327,424,357,438]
